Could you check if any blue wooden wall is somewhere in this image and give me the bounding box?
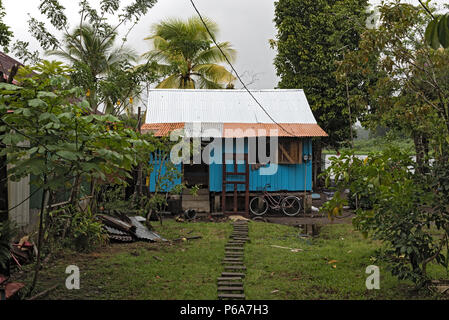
[148,138,312,192]
[209,138,312,192]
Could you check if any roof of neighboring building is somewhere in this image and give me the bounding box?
[0,51,23,80]
[142,89,327,138]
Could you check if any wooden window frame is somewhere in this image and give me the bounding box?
[277,137,303,164]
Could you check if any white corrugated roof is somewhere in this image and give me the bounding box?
[145,89,318,124]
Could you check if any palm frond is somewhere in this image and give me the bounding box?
[156,74,182,88]
[193,63,236,84]
[194,41,236,65]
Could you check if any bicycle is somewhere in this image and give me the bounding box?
[249,184,302,216]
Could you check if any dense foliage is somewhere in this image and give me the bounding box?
[322,148,449,287]
[272,0,371,150]
[0,0,12,50]
[11,0,159,115]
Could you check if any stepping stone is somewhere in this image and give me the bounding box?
[225,247,244,251]
[217,277,242,281]
[227,243,244,247]
[225,252,244,256]
[218,286,244,291]
[218,281,244,286]
[221,272,245,278]
[223,257,243,261]
[222,261,244,265]
[225,265,247,270]
[218,293,245,300]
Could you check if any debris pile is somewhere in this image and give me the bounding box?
[98,214,166,243]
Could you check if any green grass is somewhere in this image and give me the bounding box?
[323,137,414,155]
[15,220,447,300]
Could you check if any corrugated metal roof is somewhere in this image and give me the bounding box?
[145,89,319,124]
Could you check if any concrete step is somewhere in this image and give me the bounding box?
[181,200,210,213]
[222,261,244,265]
[217,277,242,281]
[221,272,245,278]
[225,252,244,256]
[218,286,244,291]
[225,247,244,251]
[224,265,247,270]
[182,195,209,201]
[218,293,245,300]
[217,281,243,286]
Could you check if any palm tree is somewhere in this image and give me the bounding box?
[143,17,236,89]
[47,25,137,113]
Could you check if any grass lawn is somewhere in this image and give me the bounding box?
[323,137,414,155]
[16,220,447,300]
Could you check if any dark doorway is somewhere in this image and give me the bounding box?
[183,164,209,188]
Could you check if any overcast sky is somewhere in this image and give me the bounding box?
[2,0,446,89]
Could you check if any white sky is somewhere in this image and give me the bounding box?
[2,0,446,89]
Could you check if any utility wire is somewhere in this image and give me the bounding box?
[189,0,298,137]
[0,185,42,215]
[418,0,435,19]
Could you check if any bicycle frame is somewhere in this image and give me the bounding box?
[260,185,283,211]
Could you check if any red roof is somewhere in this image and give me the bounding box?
[141,122,327,138]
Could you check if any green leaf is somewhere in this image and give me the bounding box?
[37,91,58,99]
[28,98,47,108]
[0,83,20,90]
[438,15,449,48]
[56,150,78,161]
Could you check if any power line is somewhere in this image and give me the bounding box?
[188,0,298,137]
[418,0,435,19]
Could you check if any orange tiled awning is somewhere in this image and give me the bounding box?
[141,122,327,138]
[222,123,327,138]
[141,123,185,136]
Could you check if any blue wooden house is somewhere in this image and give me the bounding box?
[141,89,327,216]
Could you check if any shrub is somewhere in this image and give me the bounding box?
[321,147,449,287]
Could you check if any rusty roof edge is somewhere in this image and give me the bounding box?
[141,123,328,138]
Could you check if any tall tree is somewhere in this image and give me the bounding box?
[143,16,236,89]
[47,24,137,113]
[272,0,371,187]
[12,0,158,114]
[0,0,12,50]
[340,1,449,169]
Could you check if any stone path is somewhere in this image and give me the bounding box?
[217,220,249,300]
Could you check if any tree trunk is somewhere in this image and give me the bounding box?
[312,139,323,190]
[413,131,429,174]
[29,185,50,295]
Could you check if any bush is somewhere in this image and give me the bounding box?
[0,221,15,274]
[321,147,449,287]
[46,206,107,253]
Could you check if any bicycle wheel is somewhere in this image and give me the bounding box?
[281,196,302,216]
[249,196,268,216]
